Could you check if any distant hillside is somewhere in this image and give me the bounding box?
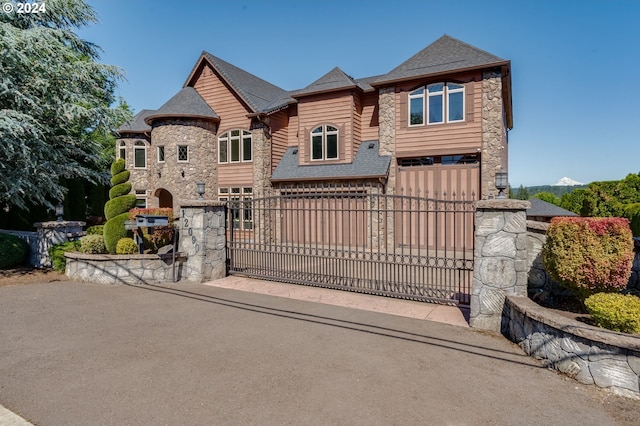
[527,185,587,197]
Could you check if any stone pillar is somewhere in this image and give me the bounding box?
[470,200,530,331]
[481,70,506,200]
[178,200,226,283]
[33,221,85,268]
[378,87,396,250]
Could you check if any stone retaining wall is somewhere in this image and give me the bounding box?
[503,295,640,399]
[65,252,186,285]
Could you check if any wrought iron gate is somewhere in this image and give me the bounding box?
[227,184,474,305]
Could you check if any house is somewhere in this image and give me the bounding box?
[116,35,512,219]
[526,198,578,223]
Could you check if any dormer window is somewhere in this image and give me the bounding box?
[311,125,338,161]
[409,83,465,126]
[219,130,252,163]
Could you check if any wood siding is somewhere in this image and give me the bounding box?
[296,92,353,165]
[218,162,253,187]
[360,92,379,142]
[192,64,252,131]
[352,92,362,159]
[269,110,289,173]
[395,73,482,157]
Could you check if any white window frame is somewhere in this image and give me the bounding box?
[177,145,189,163]
[310,124,339,161]
[408,82,466,126]
[133,141,147,169]
[218,130,252,164]
[157,145,165,163]
[446,83,465,123]
[427,83,445,125]
[135,189,147,208]
[408,88,425,126]
[118,141,126,160]
[219,186,253,230]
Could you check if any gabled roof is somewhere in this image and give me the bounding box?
[527,198,578,218]
[373,35,508,85]
[117,109,155,134]
[144,87,219,124]
[292,67,358,98]
[271,140,391,182]
[185,52,291,114]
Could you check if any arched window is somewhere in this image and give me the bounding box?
[134,141,146,169]
[218,130,252,163]
[311,125,338,161]
[118,141,126,160]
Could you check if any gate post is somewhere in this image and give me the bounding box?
[178,200,227,283]
[470,199,530,331]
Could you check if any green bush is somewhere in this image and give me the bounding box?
[79,234,106,254]
[103,212,130,254]
[86,225,104,235]
[542,217,634,300]
[585,293,640,334]
[109,182,132,200]
[49,240,81,272]
[116,238,138,255]
[0,233,29,269]
[110,170,130,186]
[111,159,126,176]
[104,194,137,221]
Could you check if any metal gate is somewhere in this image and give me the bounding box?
[227,183,475,305]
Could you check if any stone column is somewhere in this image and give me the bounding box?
[378,87,396,250]
[33,220,86,268]
[178,200,226,283]
[481,70,506,200]
[470,200,529,331]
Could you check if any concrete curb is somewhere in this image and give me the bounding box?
[0,405,33,426]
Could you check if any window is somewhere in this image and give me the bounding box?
[408,83,465,125]
[218,130,252,163]
[118,141,126,160]
[157,146,165,163]
[311,125,338,161]
[398,154,478,167]
[135,189,147,208]
[177,145,189,162]
[219,186,253,230]
[134,141,146,169]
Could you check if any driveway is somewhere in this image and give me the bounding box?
[0,280,636,425]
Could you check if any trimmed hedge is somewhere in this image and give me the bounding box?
[104,195,137,221]
[542,217,634,300]
[104,159,134,254]
[0,233,29,269]
[109,182,132,200]
[116,238,138,255]
[585,292,640,334]
[104,213,130,254]
[49,240,81,272]
[111,158,126,176]
[110,170,130,187]
[80,234,107,254]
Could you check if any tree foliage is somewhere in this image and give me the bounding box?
[0,0,130,210]
[533,191,560,206]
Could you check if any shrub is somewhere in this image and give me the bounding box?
[104,159,134,254]
[585,293,640,334]
[542,217,634,300]
[129,208,175,253]
[104,195,137,220]
[116,238,138,255]
[49,240,81,272]
[0,233,29,269]
[109,182,132,200]
[86,225,104,235]
[79,234,106,254]
[104,213,130,254]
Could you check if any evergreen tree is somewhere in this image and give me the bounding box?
[0,0,130,211]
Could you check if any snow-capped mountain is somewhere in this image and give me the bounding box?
[552,177,584,186]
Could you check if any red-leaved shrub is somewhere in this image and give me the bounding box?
[129,208,175,253]
[542,217,633,299]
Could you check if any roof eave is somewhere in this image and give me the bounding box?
[291,84,360,99]
[144,113,220,125]
[271,173,387,183]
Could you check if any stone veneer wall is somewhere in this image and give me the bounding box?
[481,70,506,200]
[123,119,218,211]
[470,199,529,330]
[503,295,640,399]
[65,252,186,284]
[33,220,85,268]
[378,87,396,251]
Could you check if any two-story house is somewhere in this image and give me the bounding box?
[117,34,512,218]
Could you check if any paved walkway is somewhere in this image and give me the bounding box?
[0,279,636,425]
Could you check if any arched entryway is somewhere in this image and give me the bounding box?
[155,188,173,209]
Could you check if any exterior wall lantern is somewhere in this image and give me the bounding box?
[196,182,205,200]
[495,170,508,199]
[55,202,64,222]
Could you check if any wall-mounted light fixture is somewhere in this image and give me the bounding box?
[196,182,205,200]
[495,170,508,199]
[181,169,185,177]
[157,170,161,178]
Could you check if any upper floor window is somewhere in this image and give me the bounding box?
[311,125,338,161]
[409,83,465,126]
[177,145,189,162]
[118,141,126,160]
[157,146,165,163]
[218,130,252,163]
[134,141,146,169]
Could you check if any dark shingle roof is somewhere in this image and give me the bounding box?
[117,109,155,133]
[271,140,391,182]
[201,52,290,113]
[527,198,578,218]
[292,67,357,97]
[144,87,219,124]
[374,35,507,85]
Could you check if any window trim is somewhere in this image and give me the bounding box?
[118,141,126,160]
[177,145,189,163]
[218,129,252,164]
[408,88,425,127]
[133,141,147,169]
[219,186,253,230]
[157,145,165,163]
[407,82,466,126]
[310,124,339,161]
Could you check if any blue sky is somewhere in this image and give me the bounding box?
[77,0,639,187]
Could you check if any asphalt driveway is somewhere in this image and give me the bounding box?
[0,280,635,425]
